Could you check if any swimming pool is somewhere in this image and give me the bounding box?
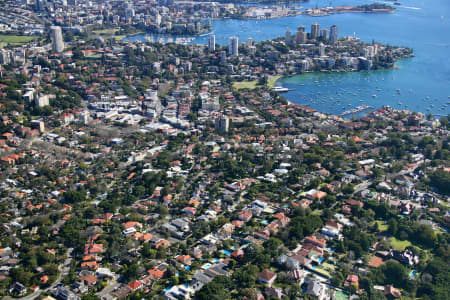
[409,270,418,278]
[222,249,231,256]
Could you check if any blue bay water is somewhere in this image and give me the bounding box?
[125,0,450,116]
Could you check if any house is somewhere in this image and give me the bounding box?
[288,254,312,269]
[40,275,49,284]
[96,267,116,279]
[264,286,285,299]
[84,243,103,255]
[257,269,277,286]
[389,249,419,266]
[304,235,326,248]
[155,238,171,248]
[176,255,192,266]
[344,274,359,288]
[347,199,364,208]
[79,275,98,286]
[190,246,203,259]
[81,261,100,270]
[384,285,402,298]
[183,206,196,216]
[231,249,244,260]
[288,269,306,284]
[52,286,80,300]
[304,278,327,300]
[171,219,190,232]
[147,267,165,279]
[237,210,252,222]
[9,282,27,296]
[71,281,88,294]
[122,221,143,230]
[128,280,143,292]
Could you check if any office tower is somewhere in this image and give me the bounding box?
[229,36,239,56]
[0,49,11,65]
[36,0,44,11]
[50,26,64,53]
[320,28,329,40]
[311,23,320,40]
[220,50,227,63]
[215,116,230,133]
[301,59,310,71]
[297,25,305,33]
[295,31,307,44]
[248,45,256,55]
[285,28,291,44]
[247,38,254,47]
[35,94,50,107]
[330,25,338,42]
[125,7,135,18]
[319,43,326,56]
[155,14,162,26]
[209,34,215,52]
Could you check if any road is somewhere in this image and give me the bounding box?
[353,180,371,195]
[4,248,73,300]
[96,281,121,299]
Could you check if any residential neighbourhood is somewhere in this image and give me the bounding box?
[0,0,449,300]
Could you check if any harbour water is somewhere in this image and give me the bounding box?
[124,0,450,116]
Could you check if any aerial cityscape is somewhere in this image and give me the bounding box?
[0,0,449,300]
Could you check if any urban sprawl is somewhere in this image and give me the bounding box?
[0,1,449,300]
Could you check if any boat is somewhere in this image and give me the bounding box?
[272,86,295,93]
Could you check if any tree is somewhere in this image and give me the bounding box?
[195,276,232,300]
[81,294,100,300]
[381,261,408,287]
[387,218,398,236]
[63,190,86,203]
[122,263,139,281]
[232,265,259,289]
[331,271,345,287]
[429,170,450,195]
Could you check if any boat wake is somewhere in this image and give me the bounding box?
[402,6,422,10]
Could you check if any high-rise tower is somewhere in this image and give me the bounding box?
[330,25,338,42]
[51,26,64,53]
[209,34,215,52]
[229,36,239,56]
[311,23,320,40]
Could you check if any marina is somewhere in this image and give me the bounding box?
[341,105,374,116]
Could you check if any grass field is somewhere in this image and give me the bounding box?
[232,80,258,90]
[389,237,412,251]
[93,29,139,41]
[334,291,348,300]
[314,266,331,278]
[267,75,281,87]
[232,75,282,90]
[93,29,119,35]
[93,29,123,40]
[0,35,36,48]
[375,220,388,231]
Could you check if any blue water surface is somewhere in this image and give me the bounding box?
[125,0,450,116]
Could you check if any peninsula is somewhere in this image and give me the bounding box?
[303,3,396,17]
